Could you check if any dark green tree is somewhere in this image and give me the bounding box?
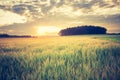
[59,25,107,36]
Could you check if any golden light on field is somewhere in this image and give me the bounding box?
[37,26,61,36]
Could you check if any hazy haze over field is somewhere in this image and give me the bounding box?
[0,0,120,35]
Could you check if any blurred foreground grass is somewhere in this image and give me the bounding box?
[0,35,120,80]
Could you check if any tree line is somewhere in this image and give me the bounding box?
[59,25,107,36]
[0,34,31,38]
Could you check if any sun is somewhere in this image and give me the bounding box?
[37,26,61,36]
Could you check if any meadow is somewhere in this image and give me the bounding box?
[0,35,120,80]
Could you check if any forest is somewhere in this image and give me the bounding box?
[59,25,107,36]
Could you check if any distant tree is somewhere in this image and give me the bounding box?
[0,34,31,38]
[0,34,10,37]
[59,25,107,36]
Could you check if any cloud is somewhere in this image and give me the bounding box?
[0,0,120,34]
[0,9,27,26]
[12,4,27,14]
[49,5,83,18]
[89,5,120,16]
[0,0,119,23]
[0,22,37,35]
[103,14,120,24]
[0,0,120,21]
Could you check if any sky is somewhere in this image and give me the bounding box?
[0,0,120,36]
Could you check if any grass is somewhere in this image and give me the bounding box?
[95,35,120,42]
[0,35,120,80]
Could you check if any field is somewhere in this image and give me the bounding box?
[0,35,120,80]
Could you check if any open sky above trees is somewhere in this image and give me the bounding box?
[0,0,120,36]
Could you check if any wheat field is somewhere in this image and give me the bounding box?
[0,35,120,80]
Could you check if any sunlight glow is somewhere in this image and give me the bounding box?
[37,26,61,36]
